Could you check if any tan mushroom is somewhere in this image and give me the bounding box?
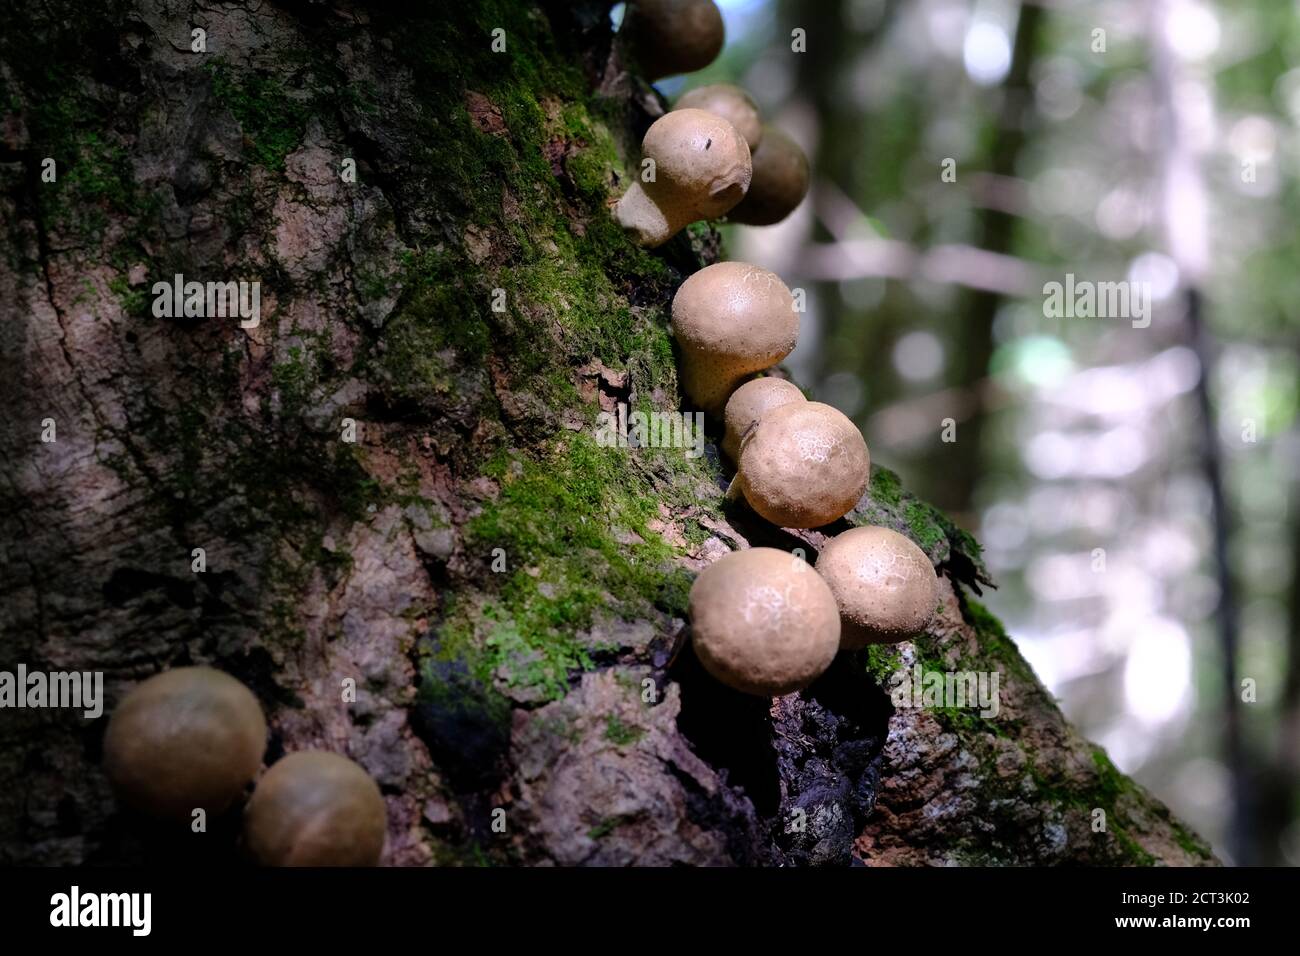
[721,376,805,462]
[621,0,725,81]
[671,261,797,415]
[242,751,387,867]
[674,84,763,150]
[689,547,840,696]
[815,526,940,648]
[103,667,266,822]
[728,125,811,226]
[733,401,870,528]
[614,109,752,248]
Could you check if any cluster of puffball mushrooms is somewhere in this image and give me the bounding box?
[618,0,941,697]
[104,667,386,865]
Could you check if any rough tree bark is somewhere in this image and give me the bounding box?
[0,0,1213,866]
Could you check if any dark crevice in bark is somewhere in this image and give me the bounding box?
[409,653,511,795]
[672,638,894,866]
[771,654,892,865]
[673,642,784,817]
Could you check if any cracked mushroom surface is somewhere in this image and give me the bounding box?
[688,547,841,696]
[816,525,940,649]
[735,401,871,529]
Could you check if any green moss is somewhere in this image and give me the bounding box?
[1088,745,1129,801]
[960,597,1040,688]
[902,500,946,554]
[1170,820,1214,859]
[433,432,704,700]
[587,817,621,840]
[862,644,905,684]
[604,714,645,747]
[108,274,147,318]
[206,60,315,171]
[428,838,505,868]
[271,346,319,415]
[867,466,904,508]
[855,467,988,585]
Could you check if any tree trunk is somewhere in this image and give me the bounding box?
[0,0,1213,866]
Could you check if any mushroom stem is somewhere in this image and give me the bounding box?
[614,181,675,248]
[678,356,751,417]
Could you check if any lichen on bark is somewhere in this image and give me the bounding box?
[0,0,1211,866]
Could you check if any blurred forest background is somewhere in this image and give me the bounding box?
[621,0,1300,865]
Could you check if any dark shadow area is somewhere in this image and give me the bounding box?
[671,639,782,817]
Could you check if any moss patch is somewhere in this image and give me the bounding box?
[854,466,990,587]
[604,714,645,747]
[206,60,317,172]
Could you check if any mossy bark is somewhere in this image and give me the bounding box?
[0,0,1212,866]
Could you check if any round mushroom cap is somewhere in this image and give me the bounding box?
[816,526,939,648]
[642,108,752,220]
[675,84,763,150]
[738,401,870,528]
[243,751,387,867]
[689,547,841,696]
[614,110,752,247]
[103,667,266,822]
[623,0,725,81]
[672,261,798,414]
[722,376,806,462]
[728,125,811,226]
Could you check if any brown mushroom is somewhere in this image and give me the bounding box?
[733,401,870,528]
[614,109,752,248]
[728,125,811,226]
[671,261,798,415]
[674,84,763,150]
[103,666,266,822]
[815,525,940,648]
[242,751,387,867]
[689,547,840,696]
[621,0,725,81]
[721,376,806,462]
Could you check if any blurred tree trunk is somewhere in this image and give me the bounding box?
[943,1,1044,523]
[0,0,1211,866]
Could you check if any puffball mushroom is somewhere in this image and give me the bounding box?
[243,751,387,867]
[674,84,763,150]
[721,376,805,462]
[622,0,725,81]
[614,109,752,248]
[734,401,870,528]
[689,547,841,696]
[671,261,798,415]
[103,666,266,822]
[728,125,811,226]
[816,525,940,649]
